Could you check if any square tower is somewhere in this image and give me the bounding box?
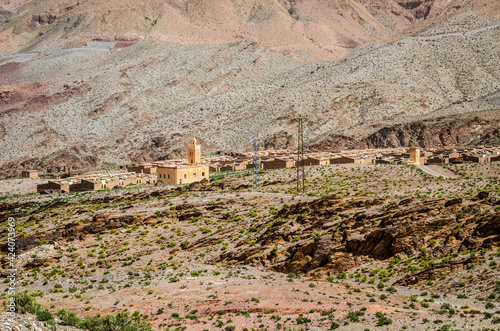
[188,138,201,164]
[410,147,420,164]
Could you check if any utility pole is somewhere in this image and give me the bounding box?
[293,115,307,193]
[249,137,260,191]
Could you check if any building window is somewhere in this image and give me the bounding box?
[184,174,187,179]
[167,174,170,179]
[202,172,205,177]
[193,173,196,178]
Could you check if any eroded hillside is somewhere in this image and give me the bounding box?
[0,11,499,176]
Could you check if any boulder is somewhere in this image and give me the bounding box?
[445,198,462,207]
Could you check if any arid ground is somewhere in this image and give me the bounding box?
[1,163,499,330]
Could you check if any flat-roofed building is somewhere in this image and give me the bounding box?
[157,164,209,185]
[37,180,70,194]
[37,172,154,194]
[297,157,330,166]
[261,158,295,169]
[330,156,361,164]
[21,170,39,179]
[126,163,157,174]
[463,154,490,163]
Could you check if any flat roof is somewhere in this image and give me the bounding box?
[157,163,209,169]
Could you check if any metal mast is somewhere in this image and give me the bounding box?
[250,137,260,191]
[293,115,307,193]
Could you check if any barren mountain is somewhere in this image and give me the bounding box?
[0,0,499,175]
[3,0,499,61]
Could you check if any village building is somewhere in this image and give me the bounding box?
[37,173,154,194]
[463,153,490,163]
[297,157,330,167]
[209,164,222,172]
[375,156,395,164]
[156,139,210,185]
[37,180,71,193]
[46,165,73,173]
[261,158,295,170]
[126,163,157,174]
[21,170,39,179]
[426,155,450,165]
[330,156,362,164]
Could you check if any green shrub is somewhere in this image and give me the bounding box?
[76,310,153,331]
[295,314,311,324]
[57,308,80,326]
[4,291,41,314]
[375,312,392,326]
[36,308,54,322]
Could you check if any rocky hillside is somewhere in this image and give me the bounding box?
[2,0,499,61]
[0,1,499,175]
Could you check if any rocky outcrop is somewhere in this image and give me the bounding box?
[1,245,62,275]
[394,256,485,286]
[212,195,499,279]
[0,8,12,24]
[345,113,500,149]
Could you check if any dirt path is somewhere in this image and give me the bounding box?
[417,165,458,178]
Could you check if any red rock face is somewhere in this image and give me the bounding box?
[0,81,45,108]
[0,61,26,84]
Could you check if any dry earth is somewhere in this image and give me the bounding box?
[0,164,499,330]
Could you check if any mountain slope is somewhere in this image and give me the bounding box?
[1,0,499,61]
[0,4,499,175]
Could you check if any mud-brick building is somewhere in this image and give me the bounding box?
[21,170,39,179]
[37,180,71,193]
[126,163,157,174]
[47,165,73,173]
[37,173,155,194]
[463,154,490,163]
[209,164,222,172]
[329,156,361,164]
[297,157,330,167]
[261,158,295,170]
[426,155,449,164]
[157,138,210,185]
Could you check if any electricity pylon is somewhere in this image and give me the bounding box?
[249,137,260,191]
[293,115,307,193]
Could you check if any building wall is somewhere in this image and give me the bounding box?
[127,166,157,174]
[330,157,360,164]
[22,171,39,179]
[262,160,295,169]
[210,165,221,172]
[463,155,490,163]
[70,180,100,192]
[426,157,449,165]
[297,158,330,166]
[359,157,375,164]
[37,181,69,193]
[157,165,209,185]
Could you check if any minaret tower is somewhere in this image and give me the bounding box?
[188,138,201,164]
